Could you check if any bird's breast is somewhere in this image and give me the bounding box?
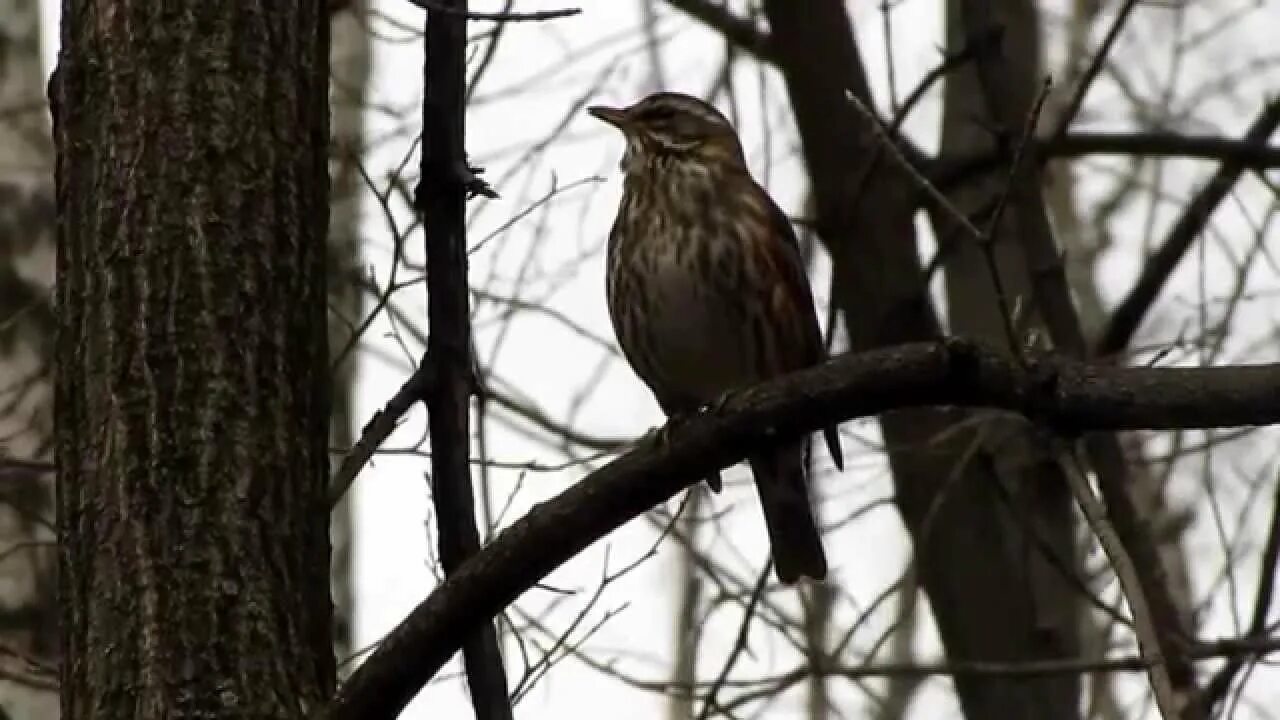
[610,224,765,405]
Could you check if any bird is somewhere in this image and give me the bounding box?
[588,91,843,584]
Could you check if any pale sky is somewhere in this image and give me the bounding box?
[37,1,1280,718]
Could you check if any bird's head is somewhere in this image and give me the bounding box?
[588,92,746,174]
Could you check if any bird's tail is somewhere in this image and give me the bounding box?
[748,441,827,584]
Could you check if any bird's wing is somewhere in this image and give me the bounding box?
[752,182,829,368]
[752,182,845,471]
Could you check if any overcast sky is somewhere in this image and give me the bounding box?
[38,1,1280,717]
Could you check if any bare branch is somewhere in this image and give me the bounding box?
[1061,454,1181,719]
[1197,471,1280,714]
[416,1,512,717]
[1046,131,1280,167]
[930,132,1280,194]
[320,338,1280,720]
[406,0,581,22]
[754,635,1280,682]
[663,0,776,61]
[328,356,435,508]
[1050,0,1140,139]
[1097,96,1280,357]
[695,569,769,720]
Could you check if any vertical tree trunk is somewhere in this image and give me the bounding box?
[875,574,922,720]
[419,4,512,718]
[51,3,335,717]
[328,1,374,670]
[803,582,832,720]
[759,2,1080,718]
[0,1,57,716]
[935,2,1080,715]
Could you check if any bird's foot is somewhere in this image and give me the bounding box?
[653,410,697,447]
[645,412,724,493]
[703,389,737,416]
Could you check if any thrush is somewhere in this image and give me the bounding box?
[589,92,843,584]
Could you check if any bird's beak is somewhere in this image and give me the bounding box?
[587,105,631,130]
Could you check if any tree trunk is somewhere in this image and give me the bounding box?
[759,2,1080,717]
[0,0,58,716]
[935,2,1080,715]
[51,3,335,717]
[328,0,374,670]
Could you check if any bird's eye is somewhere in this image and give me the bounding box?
[643,106,677,123]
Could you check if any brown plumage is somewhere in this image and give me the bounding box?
[589,92,843,584]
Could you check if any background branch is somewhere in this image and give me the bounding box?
[1097,96,1280,357]
[321,338,1280,720]
[1061,455,1180,719]
[662,0,776,61]
[956,3,1202,711]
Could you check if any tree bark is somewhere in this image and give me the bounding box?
[51,3,335,717]
[419,3,512,719]
[759,2,1078,717]
[936,2,1080,716]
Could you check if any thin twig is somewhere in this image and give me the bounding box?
[887,24,1002,138]
[1197,468,1280,714]
[406,0,581,22]
[1060,451,1181,719]
[984,77,1053,247]
[844,92,982,243]
[1050,0,1140,140]
[695,568,771,720]
[328,357,436,508]
[978,77,1054,363]
[1097,96,1280,357]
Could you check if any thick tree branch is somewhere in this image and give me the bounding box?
[321,339,1280,720]
[931,132,1280,192]
[417,1,512,718]
[1047,131,1280,167]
